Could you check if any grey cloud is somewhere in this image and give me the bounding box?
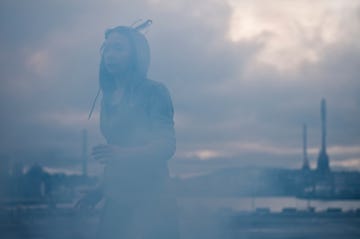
[0,0,359,172]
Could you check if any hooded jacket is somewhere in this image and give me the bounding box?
[99,27,176,200]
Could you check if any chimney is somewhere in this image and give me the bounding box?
[82,129,88,177]
[302,124,310,171]
[316,98,330,173]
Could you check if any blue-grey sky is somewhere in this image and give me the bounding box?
[1,0,359,175]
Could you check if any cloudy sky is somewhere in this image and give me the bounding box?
[0,0,359,175]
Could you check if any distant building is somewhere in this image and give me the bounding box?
[302,124,310,171]
[316,98,330,173]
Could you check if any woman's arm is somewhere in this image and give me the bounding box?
[75,181,104,209]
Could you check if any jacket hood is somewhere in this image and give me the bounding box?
[104,26,150,78]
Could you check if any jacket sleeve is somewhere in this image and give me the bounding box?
[148,83,176,160]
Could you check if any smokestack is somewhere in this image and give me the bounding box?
[302,124,310,170]
[316,98,330,173]
[82,129,88,177]
[321,98,326,152]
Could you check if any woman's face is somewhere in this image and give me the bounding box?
[102,32,133,75]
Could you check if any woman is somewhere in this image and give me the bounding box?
[82,25,179,239]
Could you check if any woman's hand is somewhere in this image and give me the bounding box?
[92,144,121,163]
[75,188,103,210]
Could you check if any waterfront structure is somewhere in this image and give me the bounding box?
[316,98,330,173]
[302,124,310,171]
[82,129,88,177]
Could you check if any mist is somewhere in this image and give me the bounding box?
[1,0,360,238]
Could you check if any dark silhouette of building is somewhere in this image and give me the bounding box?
[316,98,330,173]
[82,129,88,177]
[302,124,310,171]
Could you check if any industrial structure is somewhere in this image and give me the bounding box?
[302,124,310,171]
[316,98,330,173]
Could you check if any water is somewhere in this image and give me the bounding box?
[178,196,360,213]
